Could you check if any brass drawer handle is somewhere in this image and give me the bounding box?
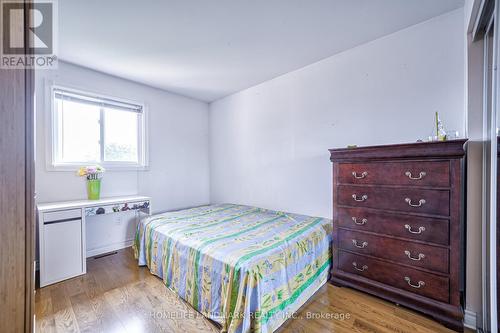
[352,171,368,179]
[352,217,367,225]
[352,262,368,272]
[404,224,425,234]
[404,250,425,261]
[405,198,426,207]
[352,239,368,248]
[404,276,425,289]
[352,194,368,202]
[405,171,426,180]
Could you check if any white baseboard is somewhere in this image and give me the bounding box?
[86,239,134,258]
[464,309,477,330]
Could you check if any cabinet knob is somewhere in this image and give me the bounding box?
[404,224,426,234]
[404,250,425,261]
[352,194,368,202]
[352,171,368,179]
[352,262,368,272]
[404,276,425,289]
[405,198,426,207]
[405,171,426,180]
[352,239,368,248]
[352,217,367,225]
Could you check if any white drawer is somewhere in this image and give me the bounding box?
[43,209,81,223]
[41,217,84,287]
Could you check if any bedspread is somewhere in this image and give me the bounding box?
[134,204,332,333]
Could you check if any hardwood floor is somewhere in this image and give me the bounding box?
[35,248,473,333]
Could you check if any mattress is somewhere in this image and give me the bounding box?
[134,204,332,333]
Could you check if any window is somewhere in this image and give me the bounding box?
[50,87,148,169]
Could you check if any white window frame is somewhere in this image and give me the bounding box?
[46,84,149,171]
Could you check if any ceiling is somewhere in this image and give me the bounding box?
[59,0,464,102]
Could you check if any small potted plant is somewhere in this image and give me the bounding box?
[77,165,105,200]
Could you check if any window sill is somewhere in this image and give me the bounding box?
[46,164,150,172]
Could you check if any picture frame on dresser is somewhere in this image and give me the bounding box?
[329,139,467,332]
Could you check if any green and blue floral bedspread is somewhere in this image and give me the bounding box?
[134,204,332,333]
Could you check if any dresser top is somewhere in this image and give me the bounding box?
[329,139,467,162]
[37,195,151,212]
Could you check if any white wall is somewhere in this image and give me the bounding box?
[209,9,465,218]
[35,61,210,213]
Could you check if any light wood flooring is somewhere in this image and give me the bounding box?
[35,248,473,333]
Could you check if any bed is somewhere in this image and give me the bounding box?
[134,203,332,333]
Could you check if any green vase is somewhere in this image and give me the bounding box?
[87,179,101,200]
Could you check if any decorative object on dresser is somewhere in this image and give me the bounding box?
[77,165,106,200]
[329,139,467,332]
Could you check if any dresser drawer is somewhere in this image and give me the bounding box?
[337,161,450,187]
[337,185,450,216]
[337,207,449,245]
[338,230,449,273]
[43,208,82,222]
[338,251,449,303]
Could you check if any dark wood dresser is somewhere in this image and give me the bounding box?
[329,139,467,331]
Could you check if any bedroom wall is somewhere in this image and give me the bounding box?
[35,61,210,214]
[209,5,476,321]
[209,8,465,217]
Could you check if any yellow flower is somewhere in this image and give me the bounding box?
[77,167,87,177]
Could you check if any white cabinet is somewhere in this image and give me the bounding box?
[39,209,85,287]
[43,217,84,286]
[38,196,151,287]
